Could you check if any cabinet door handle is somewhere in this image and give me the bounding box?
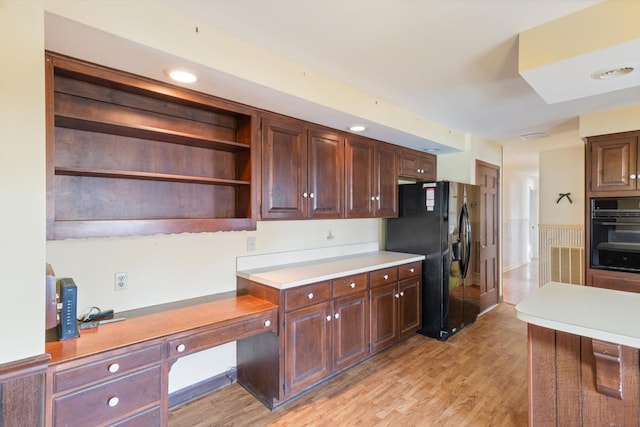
[264,320,271,328]
[383,274,389,280]
[303,192,308,198]
[107,363,120,373]
[309,193,315,199]
[416,168,421,173]
[326,315,331,321]
[307,292,314,300]
[395,293,400,299]
[176,343,186,353]
[631,174,637,180]
[349,282,356,288]
[371,196,375,201]
[409,268,414,273]
[108,396,119,407]
[334,313,340,319]
[400,291,405,297]
[376,195,380,201]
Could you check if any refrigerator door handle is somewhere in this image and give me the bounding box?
[459,202,472,279]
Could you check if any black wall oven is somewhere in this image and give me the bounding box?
[590,197,640,273]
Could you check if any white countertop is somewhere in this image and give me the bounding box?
[236,250,425,289]
[515,282,640,349]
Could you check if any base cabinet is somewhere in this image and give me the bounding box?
[370,262,422,354]
[237,260,421,409]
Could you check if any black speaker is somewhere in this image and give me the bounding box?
[58,278,79,340]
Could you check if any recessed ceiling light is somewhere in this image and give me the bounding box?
[424,148,438,153]
[592,66,635,80]
[519,132,548,141]
[349,125,366,132]
[165,69,198,83]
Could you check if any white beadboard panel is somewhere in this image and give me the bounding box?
[539,224,584,287]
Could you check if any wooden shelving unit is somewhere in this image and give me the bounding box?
[46,53,258,239]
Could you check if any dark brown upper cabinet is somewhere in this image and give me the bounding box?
[46,52,258,239]
[345,136,398,218]
[261,113,344,220]
[587,133,640,195]
[398,147,437,181]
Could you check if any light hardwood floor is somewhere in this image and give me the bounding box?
[169,303,528,427]
[503,260,539,306]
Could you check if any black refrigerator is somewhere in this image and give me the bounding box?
[385,181,480,341]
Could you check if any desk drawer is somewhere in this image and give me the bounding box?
[332,273,368,298]
[53,344,162,394]
[53,365,161,427]
[399,261,422,280]
[284,281,331,312]
[168,310,278,359]
[370,267,398,288]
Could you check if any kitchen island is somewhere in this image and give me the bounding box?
[515,282,640,426]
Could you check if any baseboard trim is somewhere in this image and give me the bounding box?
[169,367,237,409]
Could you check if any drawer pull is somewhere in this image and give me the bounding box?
[176,343,186,353]
[383,274,389,280]
[409,268,414,273]
[349,282,356,288]
[107,363,120,373]
[108,396,119,407]
[307,292,314,300]
[264,320,271,328]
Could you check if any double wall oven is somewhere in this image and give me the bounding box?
[590,196,640,273]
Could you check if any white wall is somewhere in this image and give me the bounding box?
[539,146,585,226]
[47,218,381,391]
[502,167,538,270]
[0,1,46,364]
[437,134,502,184]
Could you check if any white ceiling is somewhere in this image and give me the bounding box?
[45,0,640,156]
[157,0,639,145]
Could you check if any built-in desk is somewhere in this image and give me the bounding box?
[516,282,640,426]
[44,293,277,427]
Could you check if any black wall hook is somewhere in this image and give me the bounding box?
[556,193,572,204]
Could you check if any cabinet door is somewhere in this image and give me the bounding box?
[345,136,375,218]
[374,142,398,218]
[284,302,332,396]
[261,115,307,219]
[369,283,398,353]
[307,128,344,219]
[399,149,436,181]
[590,137,638,192]
[398,277,421,339]
[333,292,369,372]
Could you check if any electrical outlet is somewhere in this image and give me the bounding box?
[247,236,256,252]
[114,272,127,291]
[327,230,335,240]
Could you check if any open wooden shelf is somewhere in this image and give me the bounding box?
[46,52,257,239]
[55,167,251,187]
[55,115,251,152]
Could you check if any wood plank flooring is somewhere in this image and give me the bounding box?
[503,260,539,305]
[169,303,528,427]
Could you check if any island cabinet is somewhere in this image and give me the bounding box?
[370,262,422,353]
[345,136,398,218]
[236,255,422,409]
[516,282,640,427]
[587,131,640,195]
[261,113,344,220]
[398,148,437,181]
